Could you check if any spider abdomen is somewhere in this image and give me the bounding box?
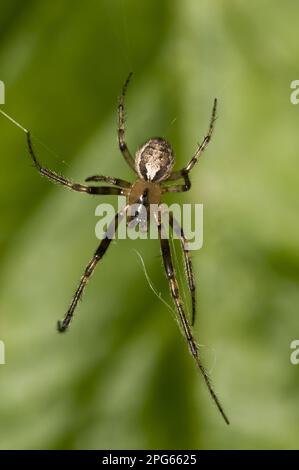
[135,137,174,182]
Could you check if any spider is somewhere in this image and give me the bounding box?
[25,73,229,425]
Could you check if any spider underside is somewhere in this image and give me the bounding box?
[25,73,229,425]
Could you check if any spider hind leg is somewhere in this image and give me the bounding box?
[169,212,196,326]
[157,212,229,425]
[57,208,127,332]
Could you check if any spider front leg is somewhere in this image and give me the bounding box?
[118,73,138,174]
[168,98,217,182]
[157,212,229,425]
[169,212,196,326]
[85,174,131,189]
[162,171,191,194]
[57,207,128,332]
[26,131,126,195]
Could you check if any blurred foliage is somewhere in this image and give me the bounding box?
[0,0,299,450]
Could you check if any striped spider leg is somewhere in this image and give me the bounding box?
[157,209,229,425]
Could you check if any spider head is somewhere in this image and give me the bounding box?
[135,137,174,182]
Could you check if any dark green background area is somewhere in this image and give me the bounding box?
[0,0,299,449]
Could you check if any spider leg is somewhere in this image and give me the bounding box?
[26,131,126,195]
[118,73,138,174]
[168,98,217,181]
[169,212,196,326]
[57,207,128,332]
[85,175,131,188]
[157,212,229,425]
[162,171,191,194]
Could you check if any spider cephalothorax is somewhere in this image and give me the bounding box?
[24,73,229,425]
[135,137,174,182]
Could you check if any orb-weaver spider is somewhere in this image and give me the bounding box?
[24,74,229,425]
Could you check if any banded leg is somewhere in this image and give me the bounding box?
[85,175,131,188]
[169,98,217,181]
[118,73,137,174]
[26,132,126,195]
[57,208,127,332]
[169,212,196,326]
[158,215,229,425]
[162,171,191,194]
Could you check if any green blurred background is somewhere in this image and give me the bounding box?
[0,0,299,450]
